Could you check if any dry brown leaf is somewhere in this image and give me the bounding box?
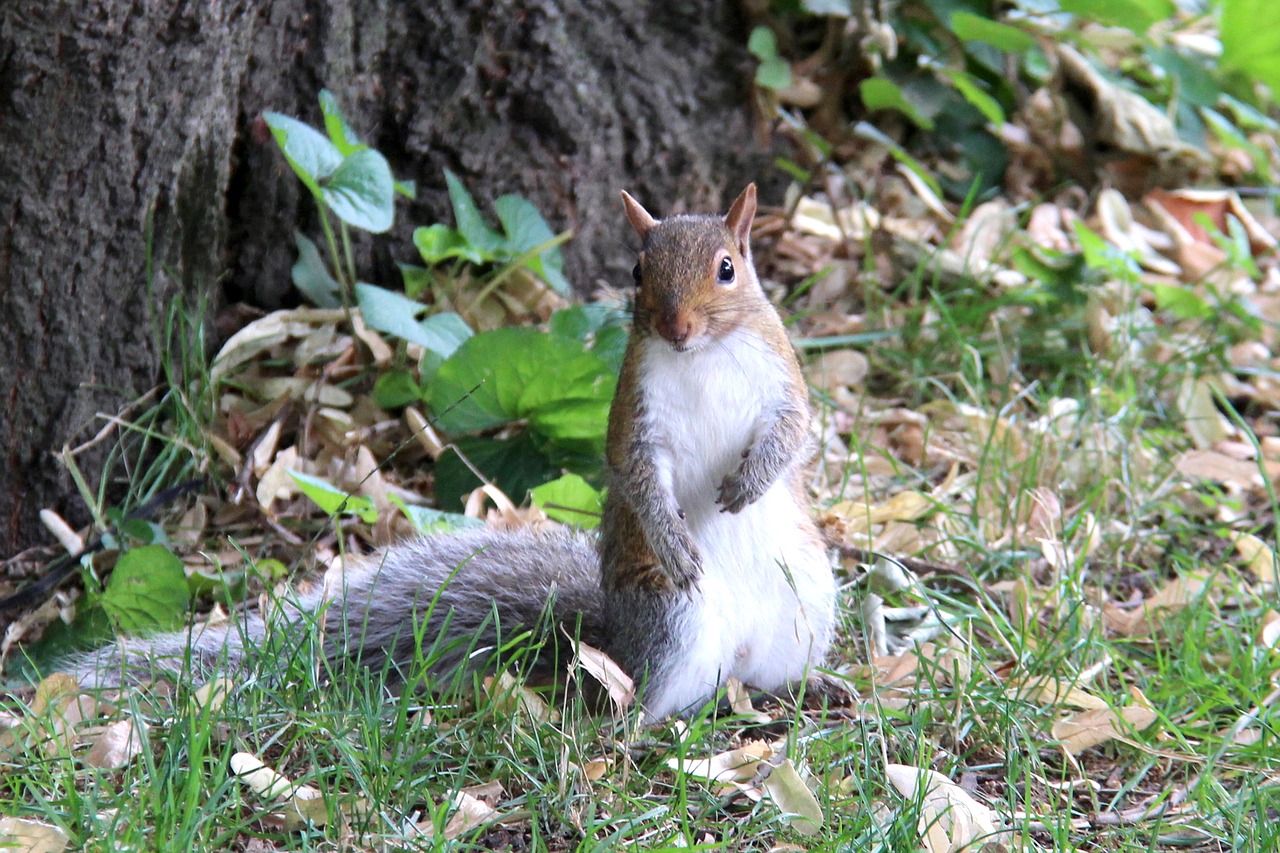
[665,740,772,785]
[483,671,559,724]
[230,751,328,829]
[885,763,999,853]
[0,817,70,853]
[806,349,869,396]
[1176,377,1231,450]
[761,759,824,837]
[85,717,146,769]
[1233,533,1279,586]
[255,445,303,512]
[1103,572,1214,637]
[1258,611,1280,650]
[1052,705,1158,755]
[1015,678,1110,711]
[1145,188,1277,255]
[571,640,635,714]
[37,509,83,555]
[1174,449,1268,490]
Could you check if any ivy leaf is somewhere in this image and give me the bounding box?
[445,169,506,255]
[1221,0,1280,96]
[414,223,489,265]
[948,12,1035,52]
[354,284,473,359]
[389,495,483,535]
[530,473,604,528]
[288,470,379,523]
[318,88,363,155]
[1059,0,1175,35]
[321,148,395,233]
[290,232,341,307]
[860,77,935,130]
[495,195,572,294]
[263,112,343,198]
[433,434,564,511]
[101,545,191,634]
[428,327,616,445]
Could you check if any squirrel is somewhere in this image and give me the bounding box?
[69,184,838,720]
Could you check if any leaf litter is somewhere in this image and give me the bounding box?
[5,5,1280,850]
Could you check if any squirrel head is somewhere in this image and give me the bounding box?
[619,184,765,352]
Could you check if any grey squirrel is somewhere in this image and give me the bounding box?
[72,185,838,720]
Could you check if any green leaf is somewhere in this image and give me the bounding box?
[321,148,395,233]
[748,26,779,61]
[859,77,935,130]
[801,0,852,14]
[399,262,432,300]
[948,12,1034,52]
[413,223,490,265]
[852,122,942,196]
[395,178,418,200]
[1221,0,1280,96]
[101,545,191,634]
[943,70,1005,126]
[1150,282,1213,320]
[445,170,506,255]
[354,284,473,358]
[288,470,379,523]
[495,195,572,294]
[756,57,793,90]
[433,434,564,511]
[429,327,616,443]
[290,232,341,307]
[263,112,342,197]
[389,495,483,535]
[1059,0,1175,34]
[530,473,604,528]
[373,369,426,409]
[318,89,363,155]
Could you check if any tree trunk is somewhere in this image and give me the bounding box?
[0,0,769,556]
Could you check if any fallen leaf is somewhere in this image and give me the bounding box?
[571,640,634,714]
[0,817,70,853]
[1052,705,1158,755]
[761,759,824,837]
[885,764,999,853]
[1233,533,1279,586]
[86,717,146,769]
[666,740,772,785]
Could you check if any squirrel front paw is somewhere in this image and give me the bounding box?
[717,457,769,513]
[657,529,703,590]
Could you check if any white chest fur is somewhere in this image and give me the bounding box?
[636,330,836,715]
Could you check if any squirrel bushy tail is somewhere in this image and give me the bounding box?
[70,527,606,691]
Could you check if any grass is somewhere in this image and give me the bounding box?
[3,195,1280,852]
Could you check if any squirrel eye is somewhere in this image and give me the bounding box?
[632,263,642,287]
[717,256,735,284]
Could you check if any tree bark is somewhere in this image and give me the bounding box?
[0,0,769,556]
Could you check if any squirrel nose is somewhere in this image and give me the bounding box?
[658,316,692,348]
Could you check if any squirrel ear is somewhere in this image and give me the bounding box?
[620,190,658,239]
[725,183,757,252]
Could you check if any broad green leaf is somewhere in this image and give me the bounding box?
[389,495,483,535]
[495,195,572,294]
[860,77,935,130]
[414,223,488,265]
[399,262,433,300]
[321,148,395,233]
[530,474,604,528]
[948,12,1034,52]
[373,370,425,409]
[943,70,1005,126]
[318,89,363,155]
[433,434,564,511]
[1150,282,1213,320]
[550,304,629,372]
[290,232,341,307]
[288,470,379,523]
[445,169,506,254]
[428,327,616,441]
[354,284,473,358]
[756,57,793,90]
[101,545,191,634]
[1221,0,1280,96]
[1059,0,1175,34]
[801,0,852,14]
[748,26,779,61]
[263,112,342,197]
